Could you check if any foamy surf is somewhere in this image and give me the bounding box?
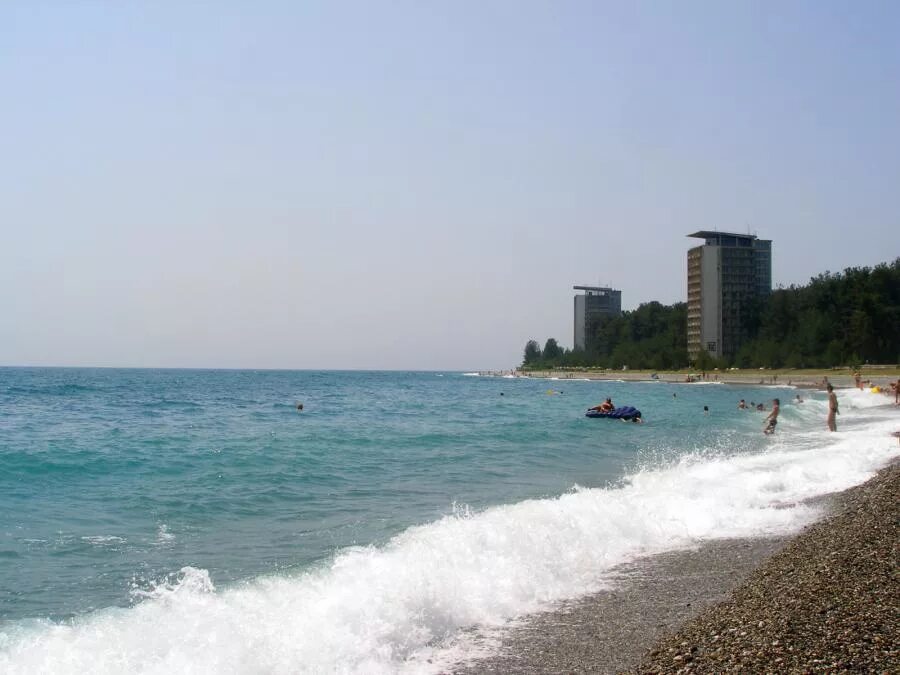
[1,391,896,674]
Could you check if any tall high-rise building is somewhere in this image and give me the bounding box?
[573,286,622,351]
[686,231,772,361]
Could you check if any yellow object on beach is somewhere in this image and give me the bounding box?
[871,386,881,393]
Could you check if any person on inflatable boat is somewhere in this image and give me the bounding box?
[589,397,614,413]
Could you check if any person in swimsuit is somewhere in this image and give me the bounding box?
[827,384,839,431]
[589,397,615,413]
[764,398,780,435]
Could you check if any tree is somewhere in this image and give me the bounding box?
[738,258,900,367]
[523,340,542,366]
[543,338,562,361]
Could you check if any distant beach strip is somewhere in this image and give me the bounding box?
[479,368,900,392]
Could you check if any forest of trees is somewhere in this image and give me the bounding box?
[522,259,900,370]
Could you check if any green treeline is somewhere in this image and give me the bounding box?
[523,259,900,370]
[524,301,689,370]
[734,259,900,368]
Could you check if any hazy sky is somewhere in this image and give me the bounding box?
[2,1,898,370]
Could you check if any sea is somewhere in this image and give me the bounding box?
[1,367,897,673]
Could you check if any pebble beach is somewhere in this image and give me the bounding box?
[637,461,899,674]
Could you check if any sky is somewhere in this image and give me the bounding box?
[2,1,899,370]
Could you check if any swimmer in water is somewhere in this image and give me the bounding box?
[763,398,780,435]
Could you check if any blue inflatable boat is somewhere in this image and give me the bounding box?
[585,406,641,419]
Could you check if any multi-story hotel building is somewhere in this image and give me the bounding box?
[686,231,772,361]
[573,286,622,351]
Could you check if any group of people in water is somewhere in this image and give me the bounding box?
[587,383,850,435]
[738,399,770,411]
[737,397,782,433]
[733,386,841,434]
[577,373,900,437]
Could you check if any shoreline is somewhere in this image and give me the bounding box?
[482,369,900,393]
[451,537,789,674]
[637,460,899,673]
[451,462,899,674]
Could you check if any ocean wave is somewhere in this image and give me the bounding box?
[4,383,102,397]
[80,535,127,547]
[2,394,896,674]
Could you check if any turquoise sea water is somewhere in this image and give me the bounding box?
[1,367,897,673]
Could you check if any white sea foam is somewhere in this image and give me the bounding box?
[81,535,126,546]
[461,372,480,377]
[1,390,896,674]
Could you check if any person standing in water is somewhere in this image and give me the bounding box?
[763,398,780,435]
[827,384,839,431]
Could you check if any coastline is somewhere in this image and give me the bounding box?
[483,368,900,392]
[452,462,899,674]
[451,538,788,674]
[636,460,899,673]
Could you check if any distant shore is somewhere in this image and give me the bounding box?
[480,367,900,392]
